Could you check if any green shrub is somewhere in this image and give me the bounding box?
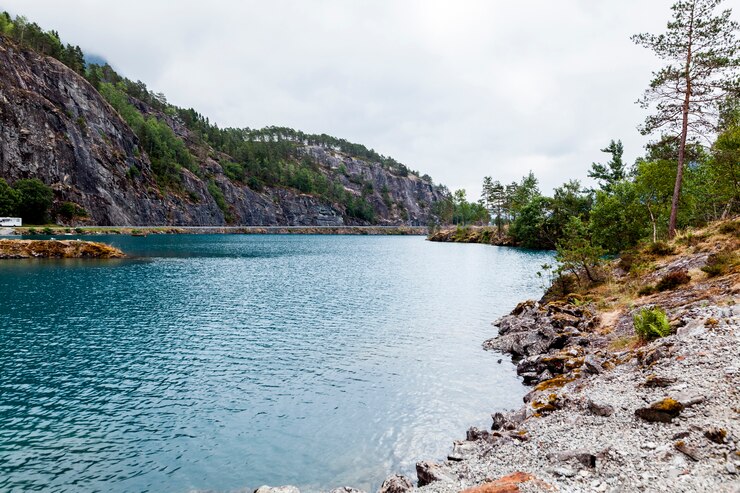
[26,228,38,235]
[648,241,676,256]
[208,180,228,214]
[222,162,245,182]
[702,251,736,277]
[42,227,53,235]
[13,178,53,224]
[74,227,84,234]
[633,307,671,340]
[656,270,690,291]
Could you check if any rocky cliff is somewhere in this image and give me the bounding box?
[0,36,445,226]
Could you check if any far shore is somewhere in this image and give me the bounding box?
[2,225,432,236]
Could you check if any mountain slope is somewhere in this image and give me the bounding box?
[0,27,445,226]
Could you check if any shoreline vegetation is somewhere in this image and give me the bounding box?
[0,239,125,259]
[427,226,517,247]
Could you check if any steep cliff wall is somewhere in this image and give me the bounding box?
[0,36,445,226]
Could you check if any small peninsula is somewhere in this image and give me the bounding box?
[0,239,125,259]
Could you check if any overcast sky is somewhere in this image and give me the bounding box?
[6,0,728,198]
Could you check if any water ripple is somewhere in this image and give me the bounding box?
[0,235,552,492]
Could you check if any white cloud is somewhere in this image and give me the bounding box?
[6,0,728,199]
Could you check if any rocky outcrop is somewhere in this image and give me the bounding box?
[0,36,444,226]
[427,226,516,246]
[0,239,124,258]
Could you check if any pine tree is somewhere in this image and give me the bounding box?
[588,140,626,192]
[632,0,740,238]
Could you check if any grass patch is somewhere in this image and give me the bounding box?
[648,241,676,256]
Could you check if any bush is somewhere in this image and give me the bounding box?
[701,251,736,277]
[718,221,740,236]
[42,227,53,235]
[207,180,228,214]
[0,178,20,215]
[638,285,657,297]
[13,178,53,224]
[648,241,676,256]
[57,202,86,221]
[656,270,691,291]
[633,307,671,340]
[618,252,635,272]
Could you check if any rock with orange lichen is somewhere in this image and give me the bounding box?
[460,472,554,493]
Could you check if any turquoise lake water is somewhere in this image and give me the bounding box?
[0,235,552,492]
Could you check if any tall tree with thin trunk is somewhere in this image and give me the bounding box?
[632,0,739,238]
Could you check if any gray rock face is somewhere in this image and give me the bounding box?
[0,37,444,226]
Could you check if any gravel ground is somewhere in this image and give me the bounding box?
[414,304,740,493]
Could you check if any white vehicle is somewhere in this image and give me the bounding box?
[0,217,22,227]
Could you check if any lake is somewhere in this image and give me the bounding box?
[0,234,552,492]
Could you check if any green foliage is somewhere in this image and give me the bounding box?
[0,178,20,216]
[509,195,553,248]
[222,161,245,182]
[655,270,691,291]
[42,226,53,235]
[633,307,671,340]
[555,216,605,284]
[701,251,736,277]
[207,180,228,214]
[590,182,647,253]
[57,202,85,221]
[13,178,53,224]
[99,83,196,189]
[589,139,626,193]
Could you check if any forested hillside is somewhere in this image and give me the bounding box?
[0,12,445,226]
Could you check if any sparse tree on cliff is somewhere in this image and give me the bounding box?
[632,0,740,238]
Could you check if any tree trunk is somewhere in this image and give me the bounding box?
[647,203,657,243]
[668,7,694,240]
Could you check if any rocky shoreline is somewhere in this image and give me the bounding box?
[0,239,125,259]
[427,226,516,247]
[383,222,739,493]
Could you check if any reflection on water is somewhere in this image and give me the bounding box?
[0,235,552,492]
